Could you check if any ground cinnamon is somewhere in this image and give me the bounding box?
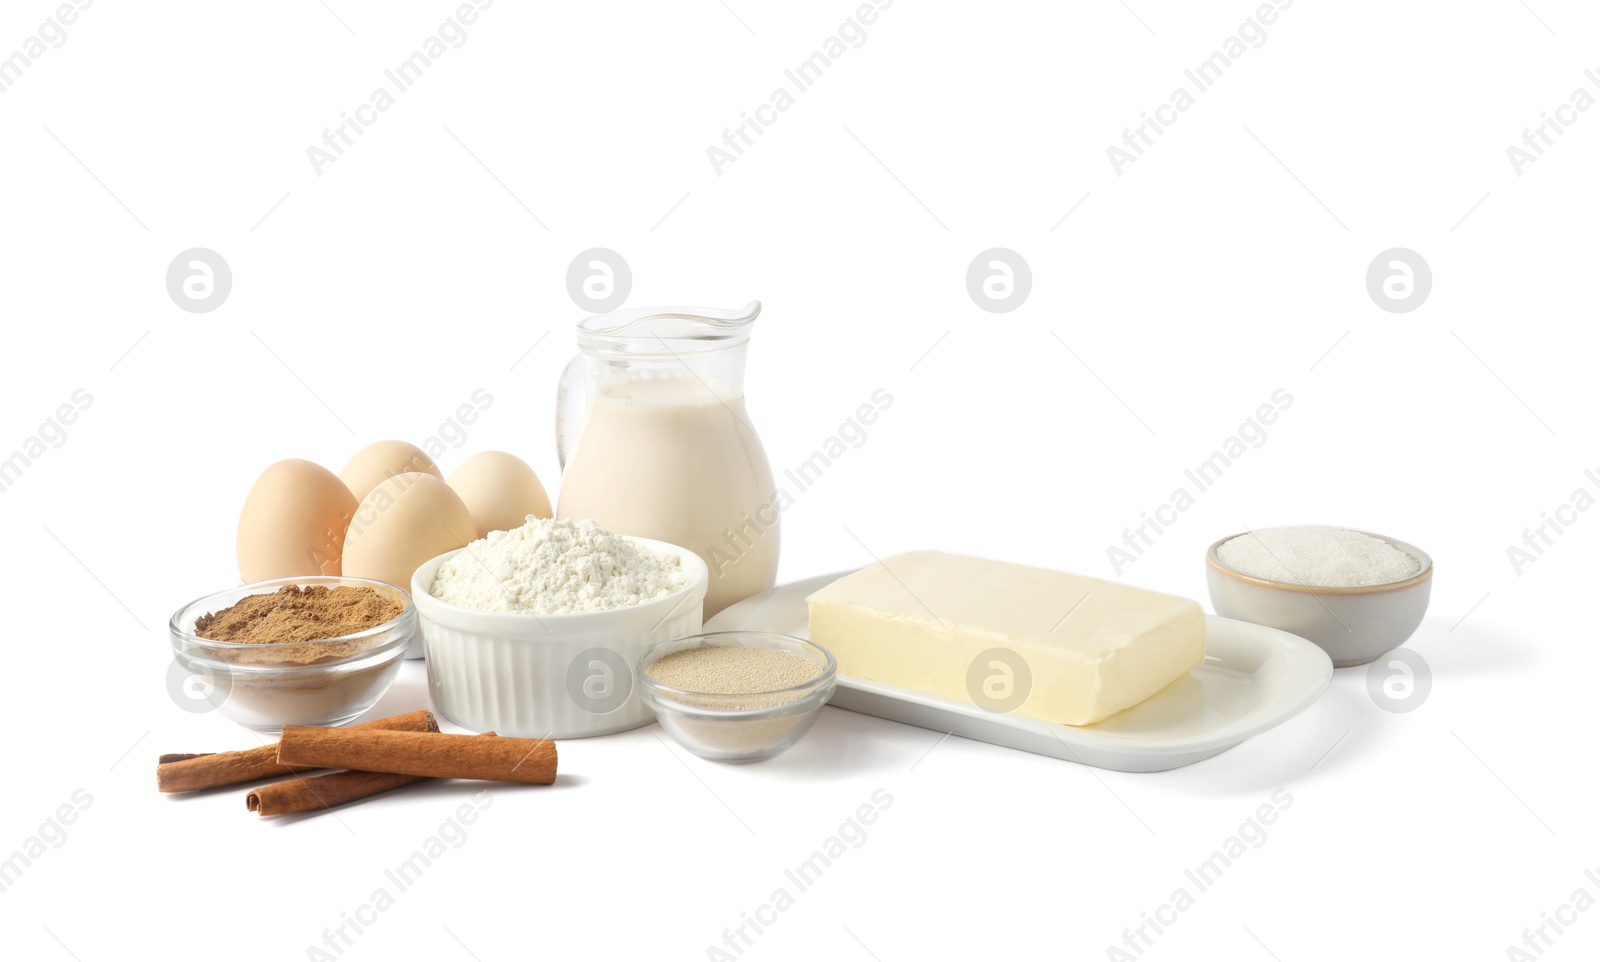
[276,727,558,785]
[156,709,438,793]
[194,585,402,644]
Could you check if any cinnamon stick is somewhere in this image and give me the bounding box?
[246,732,500,816]
[276,727,557,785]
[157,710,439,793]
[246,770,430,816]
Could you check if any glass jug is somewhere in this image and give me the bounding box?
[555,301,780,618]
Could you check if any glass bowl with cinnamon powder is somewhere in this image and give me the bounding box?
[169,577,416,731]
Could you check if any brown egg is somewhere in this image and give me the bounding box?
[339,440,442,503]
[236,459,358,581]
[341,472,476,591]
[447,451,553,538]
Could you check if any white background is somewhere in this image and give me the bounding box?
[1,1,1595,959]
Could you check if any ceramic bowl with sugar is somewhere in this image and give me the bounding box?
[1206,528,1433,668]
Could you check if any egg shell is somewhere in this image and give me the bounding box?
[339,440,442,503]
[340,472,476,591]
[236,459,358,581]
[447,451,553,538]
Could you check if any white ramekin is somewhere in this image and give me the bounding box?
[411,537,708,739]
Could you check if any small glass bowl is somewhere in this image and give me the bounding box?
[637,631,836,763]
[168,576,416,732]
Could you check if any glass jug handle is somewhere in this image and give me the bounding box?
[554,354,586,470]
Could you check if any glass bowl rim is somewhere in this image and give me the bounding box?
[169,575,417,653]
[636,631,837,703]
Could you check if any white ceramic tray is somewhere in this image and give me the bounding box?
[705,571,1333,773]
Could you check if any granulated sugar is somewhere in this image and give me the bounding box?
[1218,526,1420,587]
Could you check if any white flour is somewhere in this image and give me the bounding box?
[428,517,691,614]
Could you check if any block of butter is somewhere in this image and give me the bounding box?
[806,551,1205,726]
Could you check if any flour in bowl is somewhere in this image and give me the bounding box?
[428,517,692,614]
